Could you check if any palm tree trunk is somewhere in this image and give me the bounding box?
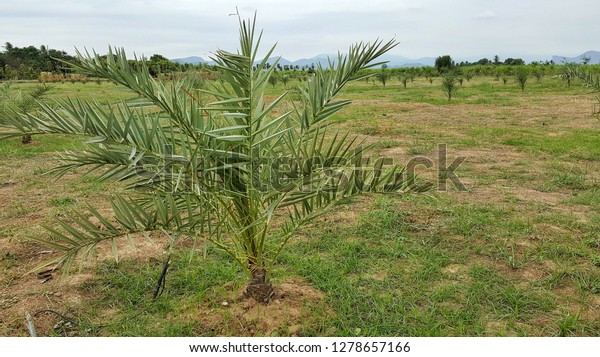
[245,266,274,303]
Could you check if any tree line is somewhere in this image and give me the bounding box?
[2,42,597,83]
[0,43,204,80]
[0,42,77,80]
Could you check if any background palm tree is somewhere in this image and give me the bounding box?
[0,16,426,303]
[0,82,53,144]
[514,66,529,91]
[376,67,390,86]
[441,71,459,100]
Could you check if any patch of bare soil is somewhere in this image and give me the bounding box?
[484,320,515,336]
[442,263,469,279]
[0,193,174,336]
[91,231,171,263]
[587,295,600,323]
[196,280,333,336]
[516,94,596,129]
[511,187,569,206]
[0,242,92,336]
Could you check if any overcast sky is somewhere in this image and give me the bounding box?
[2,0,599,62]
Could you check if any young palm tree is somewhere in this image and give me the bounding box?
[376,67,390,86]
[513,66,529,91]
[441,71,458,100]
[0,17,426,302]
[567,66,600,118]
[398,75,409,88]
[0,83,53,144]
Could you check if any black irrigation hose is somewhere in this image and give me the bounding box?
[33,309,77,324]
[153,255,170,299]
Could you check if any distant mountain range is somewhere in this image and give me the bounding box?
[171,56,208,65]
[551,50,600,64]
[172,50,600,67]
[172,54,435,68]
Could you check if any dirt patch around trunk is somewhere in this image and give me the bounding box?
[195,280,333,336]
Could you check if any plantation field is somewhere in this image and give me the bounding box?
[1,75,599,336]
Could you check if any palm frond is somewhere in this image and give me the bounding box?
[32,192,227,272]
[297,39,397,131]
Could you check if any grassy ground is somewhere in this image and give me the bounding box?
[1,76,599,336]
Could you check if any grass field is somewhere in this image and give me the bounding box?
[1,76,599,336]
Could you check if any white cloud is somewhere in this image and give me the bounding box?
[475,10,497,19]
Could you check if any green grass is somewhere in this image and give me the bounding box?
[570,188,600,209]
[7,81,136,103]
[0,134,86,158]
[502,130,600,160]
[72,252,242,336]
[2,76,600,336]
[406,140,435,155]
[48,196,78,207]
[0,201,31,219]
[374,139,401,149]
[67,196,580,336]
